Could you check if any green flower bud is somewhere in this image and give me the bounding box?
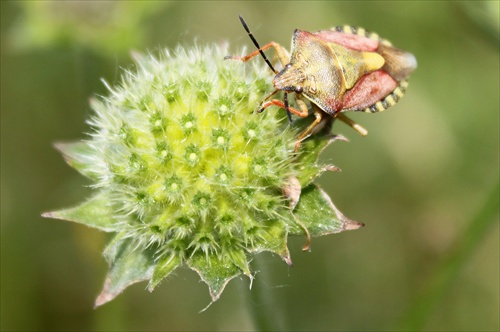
[43,44,362,307]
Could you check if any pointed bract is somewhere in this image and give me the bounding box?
[295,133,348,187]
[95,237,156,307]
[54,141,100,180]
[42,192,118,232]
[247,219,293,266]
[148,254,181,291]
[188,253,246,302]
[289,184,364,237]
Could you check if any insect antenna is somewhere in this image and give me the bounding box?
[238,15,277,74]
[238,16,292,122]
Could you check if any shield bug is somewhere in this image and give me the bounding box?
[226,16,417,151]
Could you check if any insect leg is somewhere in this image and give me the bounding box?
[254,89,280,114]
[294,108,324,152]
[294,94,309,116]
[225,42,289,72]
[258,99,308,118]
[336,113,368,136]
[258,91,305,123]
[225,17,290,72]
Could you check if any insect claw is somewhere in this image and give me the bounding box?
[294,141,301,153]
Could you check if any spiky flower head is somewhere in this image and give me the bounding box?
[43,44,362,306]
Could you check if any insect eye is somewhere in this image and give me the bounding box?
[295,86,303,93]
[285,63,292,69]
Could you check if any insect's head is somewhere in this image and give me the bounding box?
[273,63,306,93]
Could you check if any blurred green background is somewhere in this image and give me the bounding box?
[1,1,498,331]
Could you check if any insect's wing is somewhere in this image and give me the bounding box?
[315,27,416,82]
[313,27,416,113]
[379,44,417,82]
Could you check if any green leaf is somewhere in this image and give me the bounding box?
[95,236,156,307]
[148,253,181,291]
[54,141,100,180]
[188,252,245,302]
[289,184,364,237]
[42,191,119,232]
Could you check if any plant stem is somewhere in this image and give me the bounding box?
[247,254,286,332]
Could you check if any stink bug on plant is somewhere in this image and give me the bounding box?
[226,16,417,151]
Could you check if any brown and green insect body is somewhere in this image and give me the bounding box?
[227,17,417,151]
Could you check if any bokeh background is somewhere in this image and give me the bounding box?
[1,1,498,331]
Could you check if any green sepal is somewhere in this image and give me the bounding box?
[188,252,247,302]
[225,248,252,276]
[288,184,364,237]
[248,219,293,266]
[95,236,156,307]
[54,141,100,180]
[295,134,347,187]
[42,191,119,232]
[148,253,181,291]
